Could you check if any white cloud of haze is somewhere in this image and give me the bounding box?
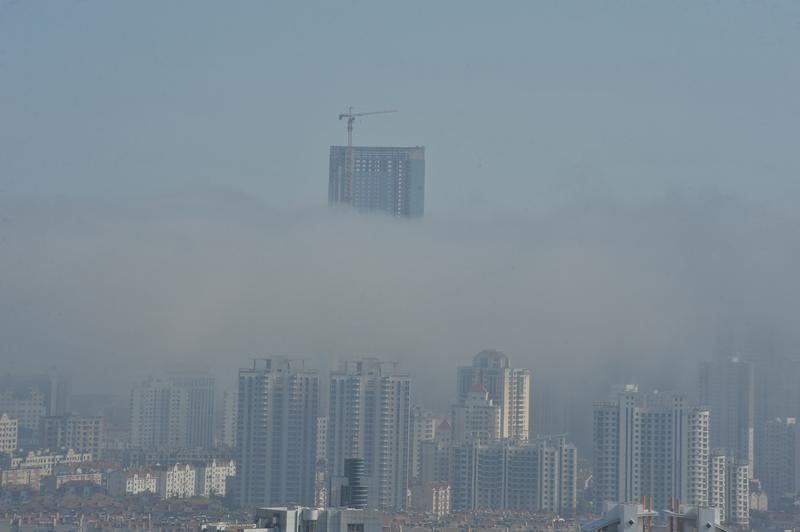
[2,189,799,447]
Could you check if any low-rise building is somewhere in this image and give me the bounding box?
[410,482,450,518]
[0,467,45,490]
[108,468,158,495]
[10,449,92,475]
[41,469,104,491]
[253,507,382,532]
[199,459,236,497]
[158,463,196,499]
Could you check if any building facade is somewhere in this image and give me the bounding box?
[329,146,425,217]
[450,436,577,515]
[699,357,755,468]
[199,459,236,497]
[763,417,798,499]
[0,414,18,455]
[328,358,412,510]
[0,385,47,437]
[410,482,451,518]
[420,421,452,486]
[221,388,238,449]
[236,358,319,507]
[130,374,215,450]
[593,386,710,514]
[410,406,441,483]
[457,350,531,443]
[10,449,93,475]
[252,506,383,532]
[40,415,104,457]
[451,385,501,445]
[593,385,747,527]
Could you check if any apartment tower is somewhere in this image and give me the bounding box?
[327,358,412,510]
[236,358,319,508]
[457,350,531,443]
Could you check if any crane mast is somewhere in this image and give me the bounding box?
[335,107,397,205]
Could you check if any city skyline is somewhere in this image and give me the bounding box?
[3,1,800,529]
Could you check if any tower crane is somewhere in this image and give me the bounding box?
[338,107,397,146]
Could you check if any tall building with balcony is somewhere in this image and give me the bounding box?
[593,386,711,515]
[327,358,411,510]
[329,146,425,217]
[707,451,750,527]
[457,350,531,443]
[236,358,319,507]
[451,384,501,445]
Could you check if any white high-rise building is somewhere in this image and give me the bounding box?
[236,358,319,507]
[328,358,411,510]
[451,384,501,445]
[708,452,728,519]
[130,374,215,450]
[457,350,531,443]
[727,459,750,527]
[593,386,710,514]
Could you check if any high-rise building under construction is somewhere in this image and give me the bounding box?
[329,145,425,217]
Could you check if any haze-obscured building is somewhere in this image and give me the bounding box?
[329,146,425,217]
[236,358,319,507]
[763,417,798,500]
[410,406,441,484]
[40,415,103,457]
[450,435,577,515]
[328,358,411,510]
[699,357,755,468]
[129,374,215,450]
[457,350,531,443]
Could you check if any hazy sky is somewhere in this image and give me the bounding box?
[2,1,800,214]
[3,2,800,447]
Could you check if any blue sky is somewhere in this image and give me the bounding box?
[2,1,800,216]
